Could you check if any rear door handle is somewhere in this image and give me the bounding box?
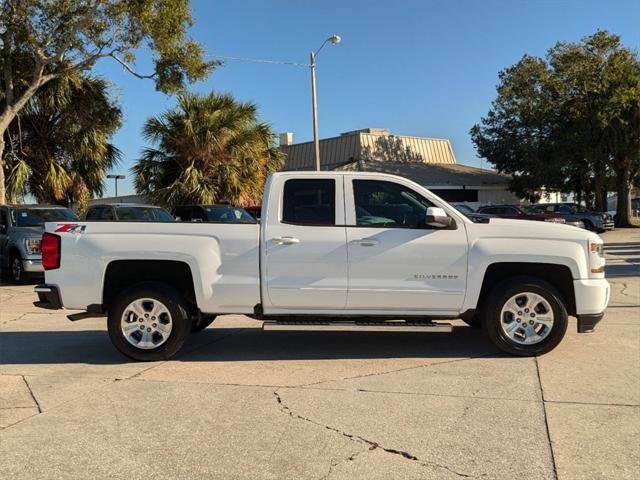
[273,236,300,245]
[352,238,379,246]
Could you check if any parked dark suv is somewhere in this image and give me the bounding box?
[172,205,256,223]
[531,203,614,232]
[85,203,174,222]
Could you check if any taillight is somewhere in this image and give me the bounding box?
[41,233,61,270]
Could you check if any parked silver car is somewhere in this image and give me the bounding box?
[0,205,77,283]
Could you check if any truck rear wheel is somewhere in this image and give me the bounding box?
[481,276,568,356]
[107,282,191,361]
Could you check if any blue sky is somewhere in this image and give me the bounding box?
[94,0,640,197]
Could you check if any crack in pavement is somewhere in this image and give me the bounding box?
[274,390,474,479]
[1,311,60,326]
[319,448,371,480]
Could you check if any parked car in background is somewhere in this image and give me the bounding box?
[0,205,78,283]
[244,205,262,221]
[172,205,256,223]
[451,203,491,223]
[477,205,577,225]
[85,204,174,222]
[532,203,613,232]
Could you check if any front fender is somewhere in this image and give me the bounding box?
[462,237,586,311]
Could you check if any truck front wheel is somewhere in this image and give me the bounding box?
[481,276,568,356]
[108,282,191,361]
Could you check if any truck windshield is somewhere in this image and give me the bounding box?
[12,208,78,226]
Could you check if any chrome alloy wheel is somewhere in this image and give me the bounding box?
[500,292,554,345]
[120,298,173,350]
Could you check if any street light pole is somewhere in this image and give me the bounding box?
[310,51,321,172]
[107,174,125,199]
[310,35,341,172]
[209,35,341,173]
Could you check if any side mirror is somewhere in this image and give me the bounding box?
[425,207,454,228]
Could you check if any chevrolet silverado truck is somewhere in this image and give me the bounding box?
[34,172,610,361]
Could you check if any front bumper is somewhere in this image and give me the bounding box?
[576,313,604,333]
[600,222,615,230]
[573,278,610,333]
[33,284,63,310]
[23,258,43,273]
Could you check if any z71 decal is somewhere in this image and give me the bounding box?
[54,224,86,234]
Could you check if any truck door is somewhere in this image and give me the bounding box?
[263,176,348,310]
[344,176,468,313]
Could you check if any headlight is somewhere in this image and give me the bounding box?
[25,238,42,255]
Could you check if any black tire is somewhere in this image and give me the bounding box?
[191,314,216,332]
[9,253,28,284]
[107,282,191,361]
[480,276,568,356]
[582,219,594,231]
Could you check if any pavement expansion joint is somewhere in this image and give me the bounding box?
[535,358,559,480]
[22,376,41,414]
[299,353,500,389]
[273,389,475,479]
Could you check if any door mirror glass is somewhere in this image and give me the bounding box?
[425,207,453,228]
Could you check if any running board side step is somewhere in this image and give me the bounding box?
[262,321,453,333]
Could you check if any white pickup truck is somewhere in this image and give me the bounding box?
[35,172,609,361]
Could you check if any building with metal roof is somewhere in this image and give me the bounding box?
[280,128,519,207]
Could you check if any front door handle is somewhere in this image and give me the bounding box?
[352,238,379,247]
[273,236,300,245]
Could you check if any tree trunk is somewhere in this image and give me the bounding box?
[0,135,5,205]
[614,166,633,228]
[593,162,607,212]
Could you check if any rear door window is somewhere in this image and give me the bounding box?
[282,179,336,226]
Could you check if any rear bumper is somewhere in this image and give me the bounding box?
[33,284,63,310]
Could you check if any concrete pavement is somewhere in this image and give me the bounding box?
[1,228,638,479]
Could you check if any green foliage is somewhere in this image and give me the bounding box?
[1,0,215,204]
[0,0,215,97]
[133,92,284,208]
[471,30,640,222]
[2,71,122,206]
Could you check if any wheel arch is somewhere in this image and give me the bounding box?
[476,262,576,316]
[102,260,198,314]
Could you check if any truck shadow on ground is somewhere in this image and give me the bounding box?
[0,326,500,365]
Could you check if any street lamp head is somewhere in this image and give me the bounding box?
[329,35,341,45]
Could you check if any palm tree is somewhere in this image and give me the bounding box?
[3,72,122,207]
[133,92,284,208]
